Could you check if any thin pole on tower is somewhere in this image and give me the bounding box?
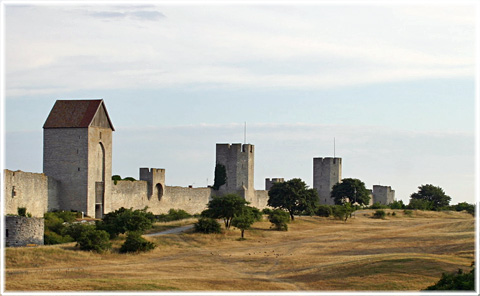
[334,137,336,158]
[244,122,247,144]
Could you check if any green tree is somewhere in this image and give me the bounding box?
[267,178,318,221]
[65,223,96,241]
[425,266,475,290]
[212,163,227,190]
[454,202,475,216]
[96,207,155,239]
[316,205,333,217]
[332,203,355,222]
[231,207,256,239]
[409,184,451,211]
[201,194,248,229]
[389,200,406,209]
[77,229,112,253]
[119,232,156,253]
[194,217,222,234]
[331,178,371,206]
[268,209,290,231]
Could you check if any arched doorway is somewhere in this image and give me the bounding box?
[95,142,106,218]
[156,183,164,201]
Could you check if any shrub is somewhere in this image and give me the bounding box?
[262,208,273,215]
[17,207,27,217]
[392,211,397,216]
[51,210,77,223]
[389,200,406,209]
[96,207,155,239]
[403,209,413,216]
[371,202,387,209]
[316,205,333,217]
[156,209,192,222]
[373,210,386,219]
[65,223,96,241]
[44,230,74,245]
[249,207,263,222]
[77,229,112,253]
[425,267,475,290]
[194,217,222,234]
[120,232,156,253]
[454,202,475,216]
[408,198,434,211]
[268,209,290,231]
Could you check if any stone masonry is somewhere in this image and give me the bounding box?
[313,157,342,205]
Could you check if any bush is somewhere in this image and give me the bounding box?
[408,198,434,211]
[371,202,387,209]
[403,209,413,216]
[316,205,333,217]
[120,232,156,253]
[249,207,263,222]
[194,217,222,234]
[425,267,475,290]
[454,202,475,216]
[44,230,74,245]
[373,210,386,219]
[51,210,78,223]
[96,207,155,239]
[156,209,192,222]
[77,229,112,253]
[65,223,96,241]
[262,208,273,215]
[268,209,290,231]
[389,200,406,209]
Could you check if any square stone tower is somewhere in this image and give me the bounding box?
[313,157,342,205]
[43,99,114,218]
[215,143,254,199]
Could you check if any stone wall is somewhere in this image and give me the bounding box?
[109,180,212,215]
[265,178,284,191]
[5,216,44,247]
[3,170,53,217]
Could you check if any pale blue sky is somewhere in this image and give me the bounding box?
[2,2,478,204]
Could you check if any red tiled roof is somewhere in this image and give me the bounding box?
[43,99,115,130]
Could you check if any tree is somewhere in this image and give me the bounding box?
[267,178,318,221]
[409,184,451,211]
[425,265,475,290]
[231,207,256,239]
[331,178,371,206]
[77,229,112,253]
[201,194,248,229]
[389,200,406,210]
[120,232,156,253]
[212,163,227,190]
[96,207,155,239]
[194,217,222,234]
[332,203,355,222]
[268,209,290,231]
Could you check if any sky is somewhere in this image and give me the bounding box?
[2,1,478,205]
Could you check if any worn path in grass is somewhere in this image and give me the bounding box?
[5,210,475,292]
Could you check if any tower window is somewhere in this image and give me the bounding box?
[78,167,80,171]
[100,132,102,139]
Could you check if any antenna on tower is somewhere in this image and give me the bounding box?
[244,122,247,144]
[334,137,336,158]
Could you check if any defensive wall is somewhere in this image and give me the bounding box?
[5,216,44,247]
[4,170,59,217]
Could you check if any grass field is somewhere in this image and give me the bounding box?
[4,210,475,292]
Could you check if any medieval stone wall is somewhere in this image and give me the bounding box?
[109,180,212,215]
[3,170,56,217]
[5,216,44,247]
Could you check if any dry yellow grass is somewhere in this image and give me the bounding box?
[5,210,475,292]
